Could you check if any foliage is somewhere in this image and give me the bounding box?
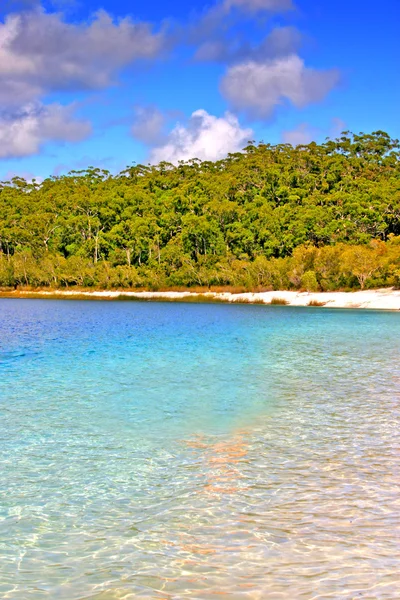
[1,131,400,291]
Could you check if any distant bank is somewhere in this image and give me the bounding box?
[1,288,400,310]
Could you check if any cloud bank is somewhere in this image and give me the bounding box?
[0,0,341,164]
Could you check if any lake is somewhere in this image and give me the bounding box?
[1,299,399,599]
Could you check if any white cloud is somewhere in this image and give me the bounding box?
[150,110,253,164]
[131,106,166,145]
[282,123,318,145]
[0,8,165,106]
[0,103,92,158]
[221,55,340,119]
[224,0,294,13]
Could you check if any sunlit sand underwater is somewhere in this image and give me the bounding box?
[1,299,400,599]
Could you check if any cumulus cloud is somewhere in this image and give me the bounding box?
[221,55,340,119]
[131,106,166,145]
[0,103,92,158]
[150,110,253,164]
[195,26,302,64]
[282,123,318,145]
[0,7,165,106]
[224,0,294,13]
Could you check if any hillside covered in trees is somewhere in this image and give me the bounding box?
[1,131,400,292]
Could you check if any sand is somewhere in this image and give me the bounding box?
[2,288,400,310]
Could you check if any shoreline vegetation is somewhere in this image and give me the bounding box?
[1,131,400,294]
[1,287,400,310]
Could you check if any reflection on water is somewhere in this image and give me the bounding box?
[0,300,400,599]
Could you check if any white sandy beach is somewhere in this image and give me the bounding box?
[3,288,400,310]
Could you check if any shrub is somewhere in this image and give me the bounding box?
[270,297,289,305]
[301,270,319,292]
[307,300,326,307]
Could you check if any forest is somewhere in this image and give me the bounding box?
[1,130,400,292]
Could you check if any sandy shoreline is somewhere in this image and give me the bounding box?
[1,288,400,310]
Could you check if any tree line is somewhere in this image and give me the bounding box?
[1,130,400,292]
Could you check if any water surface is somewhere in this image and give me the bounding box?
[1,299,399,598]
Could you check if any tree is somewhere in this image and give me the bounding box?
[0,130,399,291]
[343,246,382,289]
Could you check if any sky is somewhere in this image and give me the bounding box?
[0,0,399,180]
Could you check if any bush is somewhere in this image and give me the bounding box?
[270,297,289,305]
[301,270,319,292]
[307,300,326,307]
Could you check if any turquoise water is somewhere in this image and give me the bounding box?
[1,299,400,599]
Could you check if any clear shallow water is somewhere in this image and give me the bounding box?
[1,299,400,599]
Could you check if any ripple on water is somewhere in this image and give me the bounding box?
[0,300,400,599]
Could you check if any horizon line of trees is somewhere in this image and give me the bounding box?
[1,130,399,292]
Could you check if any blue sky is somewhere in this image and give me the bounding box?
[0,0,399,180]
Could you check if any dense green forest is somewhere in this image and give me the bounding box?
[1,131,400,292]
